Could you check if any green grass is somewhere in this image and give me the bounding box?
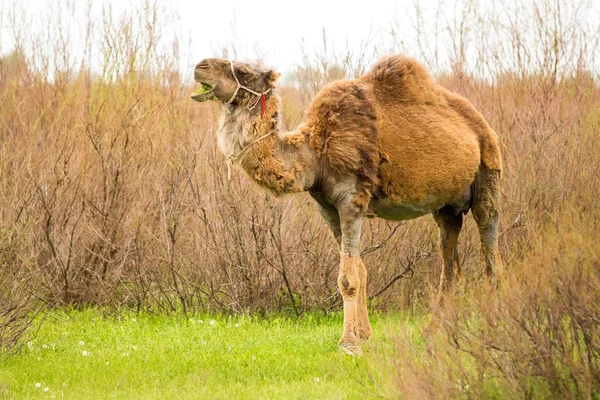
[0,310,416,399]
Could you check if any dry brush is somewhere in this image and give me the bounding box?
[0,3,599,394]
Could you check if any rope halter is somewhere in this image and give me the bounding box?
[225,60,272,114]
[226,129,276,180]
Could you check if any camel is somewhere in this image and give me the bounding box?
[191,55,504,355]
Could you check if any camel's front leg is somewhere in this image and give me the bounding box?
[313,196,371,342]
[337,203,365,355]
[357,258,372,340]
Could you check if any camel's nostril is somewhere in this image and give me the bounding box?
[195,61,209,70]
[194,62,209,81]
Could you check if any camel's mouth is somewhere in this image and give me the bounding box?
[190,81,216,102]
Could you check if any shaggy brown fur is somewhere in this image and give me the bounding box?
[360,56,501,207]
[305,80,380,208]
[192,54,504,355]
[235,97,304,193]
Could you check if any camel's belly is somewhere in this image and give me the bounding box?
[368,199,432,221]
[367,186,472,221]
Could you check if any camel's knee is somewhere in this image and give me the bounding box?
[472,169,501,226]
[473,202,504,276]
[474,206,500,240]
[339,256,361,297]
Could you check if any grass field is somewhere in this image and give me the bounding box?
[0,310,418,399]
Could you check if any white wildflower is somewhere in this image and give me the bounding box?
[43,387,49,392]
[234,323,239,328]
[209,320,215,326]
[78,341,85,346]
[42,344,48,349]
[35,383,41,388]
[314,377,320,383]
[82,350,90,357]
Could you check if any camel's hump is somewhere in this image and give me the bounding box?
[362,54,442,104]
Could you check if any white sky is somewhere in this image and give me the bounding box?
[1,0,599,79]
[177,0,402,72]
[134,0,416,74]
[0,0,449,75]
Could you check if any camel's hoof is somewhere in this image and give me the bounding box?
[339,342,363,356]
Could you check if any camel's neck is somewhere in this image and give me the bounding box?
[216,96,317,195]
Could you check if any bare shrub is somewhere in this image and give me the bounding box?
[0,1,433,315]
[0,226,39,351]
[0,0,599,348]
[381,206,600,399]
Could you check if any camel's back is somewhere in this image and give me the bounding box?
[361,55,502,206]
[303,55,502,209]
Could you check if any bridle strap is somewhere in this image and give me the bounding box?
[225,60,272,113]
[226,129,276,180]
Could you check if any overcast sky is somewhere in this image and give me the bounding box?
[175,0,402,72]
[0,0,452,75]
[1,0,599,79]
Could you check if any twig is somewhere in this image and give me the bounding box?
[360,223,402,257]
[370,262,415,299]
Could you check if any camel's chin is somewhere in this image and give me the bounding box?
[190,92,215,102]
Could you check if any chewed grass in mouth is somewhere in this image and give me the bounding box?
[195,82,213,94]
[190,82,216,102]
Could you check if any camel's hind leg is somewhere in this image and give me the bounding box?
[472,168,504,277]
[433,206,463,292]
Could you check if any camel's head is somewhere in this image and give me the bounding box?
[192,58,280,107]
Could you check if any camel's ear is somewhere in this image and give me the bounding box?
[263,70,281,86]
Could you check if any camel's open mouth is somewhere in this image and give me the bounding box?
[190,82,216,102]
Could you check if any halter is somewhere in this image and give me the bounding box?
[226,60,272,115]
[226,130,276,180]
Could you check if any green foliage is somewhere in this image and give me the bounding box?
[195,82,214,94]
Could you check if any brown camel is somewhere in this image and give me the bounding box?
[191,55,504,355]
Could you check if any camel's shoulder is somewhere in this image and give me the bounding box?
[305,80,380,201]
[306,79,376,133]
[309,80,372,111]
